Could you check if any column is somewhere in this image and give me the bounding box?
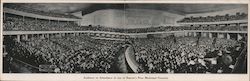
[227,33,230,39]
[31,34,34,40]
[217,33,220,38]
[194,32,197,37]
[25,34,28,40]
[237,33,242,41]
[46,34,49,39]
[209,33,213,38]
[184,32,188,37]
[16,35,20,42]
[73,33,76,36]
[190,32,194,37]
[190,32,193,37]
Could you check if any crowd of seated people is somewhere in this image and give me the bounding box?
[6,35,124,73]
[3,13,80,31]
[121,25,246,33]
[4,3,80,19]
[4,13,247,32]
[4,33,246,73]
[79,25,246,33]
[132,36,245,73]
[177,12,247,23]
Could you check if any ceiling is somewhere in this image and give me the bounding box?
[3,3,247,15]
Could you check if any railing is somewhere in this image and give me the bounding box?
[231,44,247,73]
[3,30,247,36]
[12,58,40,73]
[124,45,139,73]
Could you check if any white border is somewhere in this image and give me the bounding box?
[0,0,249,81]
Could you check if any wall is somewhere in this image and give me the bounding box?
[185,7,248,17]
[124,9,183,28]
[80,9,117,27]
[78,9,184,29]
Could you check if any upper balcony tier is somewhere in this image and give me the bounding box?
[177,13,247,25]
[3,7,81,21]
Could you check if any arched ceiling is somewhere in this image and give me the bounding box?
[4,3,247,15]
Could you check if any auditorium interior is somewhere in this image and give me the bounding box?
[2,3,248,73]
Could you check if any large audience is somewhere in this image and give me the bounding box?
[3,13,247,32]
[177,13,247,23]
[6,35,124,73]
[132,36,245,73]
[3,5,247,73]
[4,34,246,73]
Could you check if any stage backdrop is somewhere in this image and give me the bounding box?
[74,9,184,29]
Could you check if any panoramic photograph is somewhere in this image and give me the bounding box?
[2,3,248,73]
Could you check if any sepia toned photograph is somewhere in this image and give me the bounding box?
[2,3,248,74]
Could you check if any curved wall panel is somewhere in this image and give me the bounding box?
[79,9,184,29]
